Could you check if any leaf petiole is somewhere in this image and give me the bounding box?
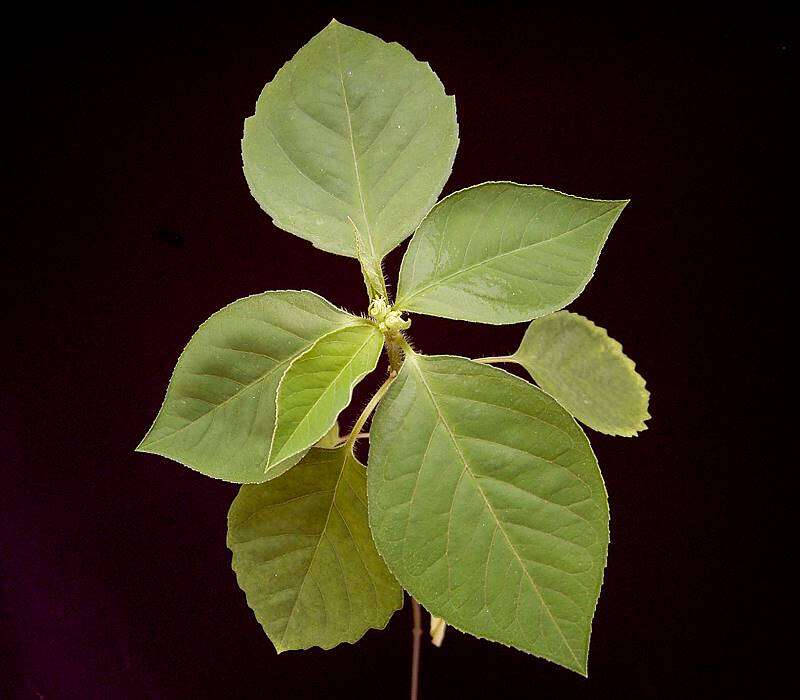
[332,432,369,446]
[344,373,396,454]
[473,355,514,365]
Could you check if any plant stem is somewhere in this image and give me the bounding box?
[384,332,407,374]
[344,374,395,454]
[473,355,513,364]
[378,333,421,697]
[410,597,422,700]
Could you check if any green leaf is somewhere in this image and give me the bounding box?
[395,182,627,324]
[228,446,403,652]
[367,353,609,675]
[511,311,650,436]
[268,323,383,468]
[243,19,459,259]
[137,291,358,483]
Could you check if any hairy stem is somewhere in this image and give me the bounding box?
[410,597,422,700]
[385,336,404,373]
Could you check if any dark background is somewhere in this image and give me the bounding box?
[3,2,789,698]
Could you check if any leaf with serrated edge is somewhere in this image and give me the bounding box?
[395,182,627,324]
[243,19,458,259]
[268,323,383,468]
[368,353,609,675]
[512,312,650,436]
[228,446,403,651]
[137,291,358,483]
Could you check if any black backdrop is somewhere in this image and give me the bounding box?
[3,3,789,698]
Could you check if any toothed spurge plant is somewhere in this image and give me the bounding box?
[136,19,650,696]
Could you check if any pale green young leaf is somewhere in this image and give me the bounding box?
[268,323,383,467]
[511,312,650,436]
[228,446,403,652]
[352,219,387,301]
[136,291,357,483]
[243,19,459,259]
[367,354,609,675]
[395,182,627,324]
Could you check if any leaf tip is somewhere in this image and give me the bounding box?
[565,646,590,677]
[134,435,152,453]
[611,198,630,214]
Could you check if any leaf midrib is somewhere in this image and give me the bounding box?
[333,24,376,259]
[278,450,348,649]
[408,356,583,668]
[278,451,385,649]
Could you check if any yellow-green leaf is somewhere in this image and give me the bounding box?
[268,323,383,467]
[511,311,650,436]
